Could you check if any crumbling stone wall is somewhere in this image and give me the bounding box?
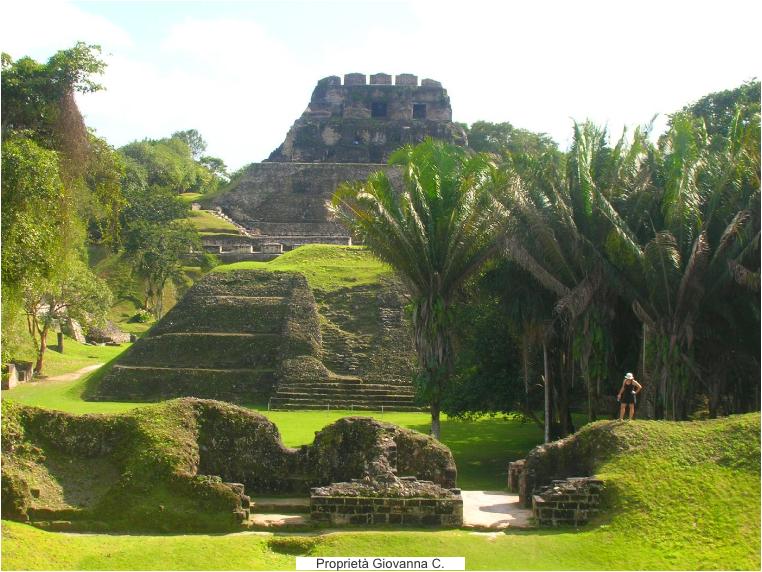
[532,477,603,527]
[213,163,395,240]
[267,74,466,164]
[93,271,317,404]
[197,409,457,494]
[516,422,620,508]
[95,268,419,411]
[310,477,463,526]
[3,399,458,531]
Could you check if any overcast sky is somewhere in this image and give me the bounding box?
[2,0,759,170]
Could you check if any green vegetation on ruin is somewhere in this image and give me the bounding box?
[214,245,393,291]
[2,413,758,570]
[186,209,240,235]
[3,367,536,490]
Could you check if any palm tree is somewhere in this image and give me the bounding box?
[329,139,505,439]
[495,135,625,430]
[570,109,760,419]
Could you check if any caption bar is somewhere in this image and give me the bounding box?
[296,557,465,571]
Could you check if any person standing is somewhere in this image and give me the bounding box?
[617,373,642,420]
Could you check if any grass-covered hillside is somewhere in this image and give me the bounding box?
[187,209,240,236]
[215,245,394,291]
[2,413,758,570]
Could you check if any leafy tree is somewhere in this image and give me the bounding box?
[676,80,760,140]
[172,128,207,159]
[85,132,126,248]
[23,260,113,373]
[124,221,199,318]
[581,110,761,419]
[331,139,506,438]
[1,136,63,286]
[1,45,124,370]
[120,134,220,195]
[1,42,104,141]
[200,155,229,180]
[466,121,560,163]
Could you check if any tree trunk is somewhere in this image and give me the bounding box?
[34,323,50,374]
[57,331,65,353]
[430,400,441,440]
[543,341,550,443]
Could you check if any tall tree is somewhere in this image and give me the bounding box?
[330,139,506,438]
[23,260,112,373]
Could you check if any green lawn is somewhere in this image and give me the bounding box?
[0,522,678,571]
[187,209,240,235]
[178,192,203,203]
[2,362,759,570]
[3,339,759,570]
[215,244,393,291]
[8,333,130,380]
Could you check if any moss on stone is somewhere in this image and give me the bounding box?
[2,398,457,531]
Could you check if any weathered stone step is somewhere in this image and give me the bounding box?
[268,400,425,412]
[196,295,286,302]
[252,497,310,514]
[278,381,413,391]
[151,332,280,338]
[276,384,415,395]
[270,395,416,409]
[113,365,275,373]
[274,391,415,402]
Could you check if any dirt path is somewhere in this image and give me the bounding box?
[461,490,533,529]
[45,363,104,383]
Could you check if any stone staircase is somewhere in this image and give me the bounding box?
[268,378,423,411]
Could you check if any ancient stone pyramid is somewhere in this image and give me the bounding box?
[95,270,420,410]
[213,73,465,250]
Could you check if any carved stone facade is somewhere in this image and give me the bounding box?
[267,73,466,164]
[214,74,466,252]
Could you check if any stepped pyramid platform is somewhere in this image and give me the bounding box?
[94,268,420,410]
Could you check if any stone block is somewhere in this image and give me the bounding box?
[421,78,442,88]
[395,74,418,86]
[370,73,392,85]
[344,73,366,86]
[349,514,370,524]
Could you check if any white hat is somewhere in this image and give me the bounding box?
[625,373,634,379]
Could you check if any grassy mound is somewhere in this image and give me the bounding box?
[2,413,758,570]
[186,209,240,236]
[1,398,455,533]
[214,245,393,291]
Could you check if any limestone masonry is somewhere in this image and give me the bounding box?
[96,270,419,410]
[210,73,465,252]
[268,73,466,163]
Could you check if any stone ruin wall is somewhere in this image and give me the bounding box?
[213,162,398,243]
[213,73,466,252]
[3,399,457,530]
[94,270,418,410]
[267,73,467,164]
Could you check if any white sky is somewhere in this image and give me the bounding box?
[2,0,760,170]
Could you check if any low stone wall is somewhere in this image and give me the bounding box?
[532,477,603,527]
[310,478,463,527]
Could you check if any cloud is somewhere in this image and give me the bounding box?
[79,15,312,169]
[0,1,132,59]
[6,0,760,168]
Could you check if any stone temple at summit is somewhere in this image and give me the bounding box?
[210,73,466,252]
